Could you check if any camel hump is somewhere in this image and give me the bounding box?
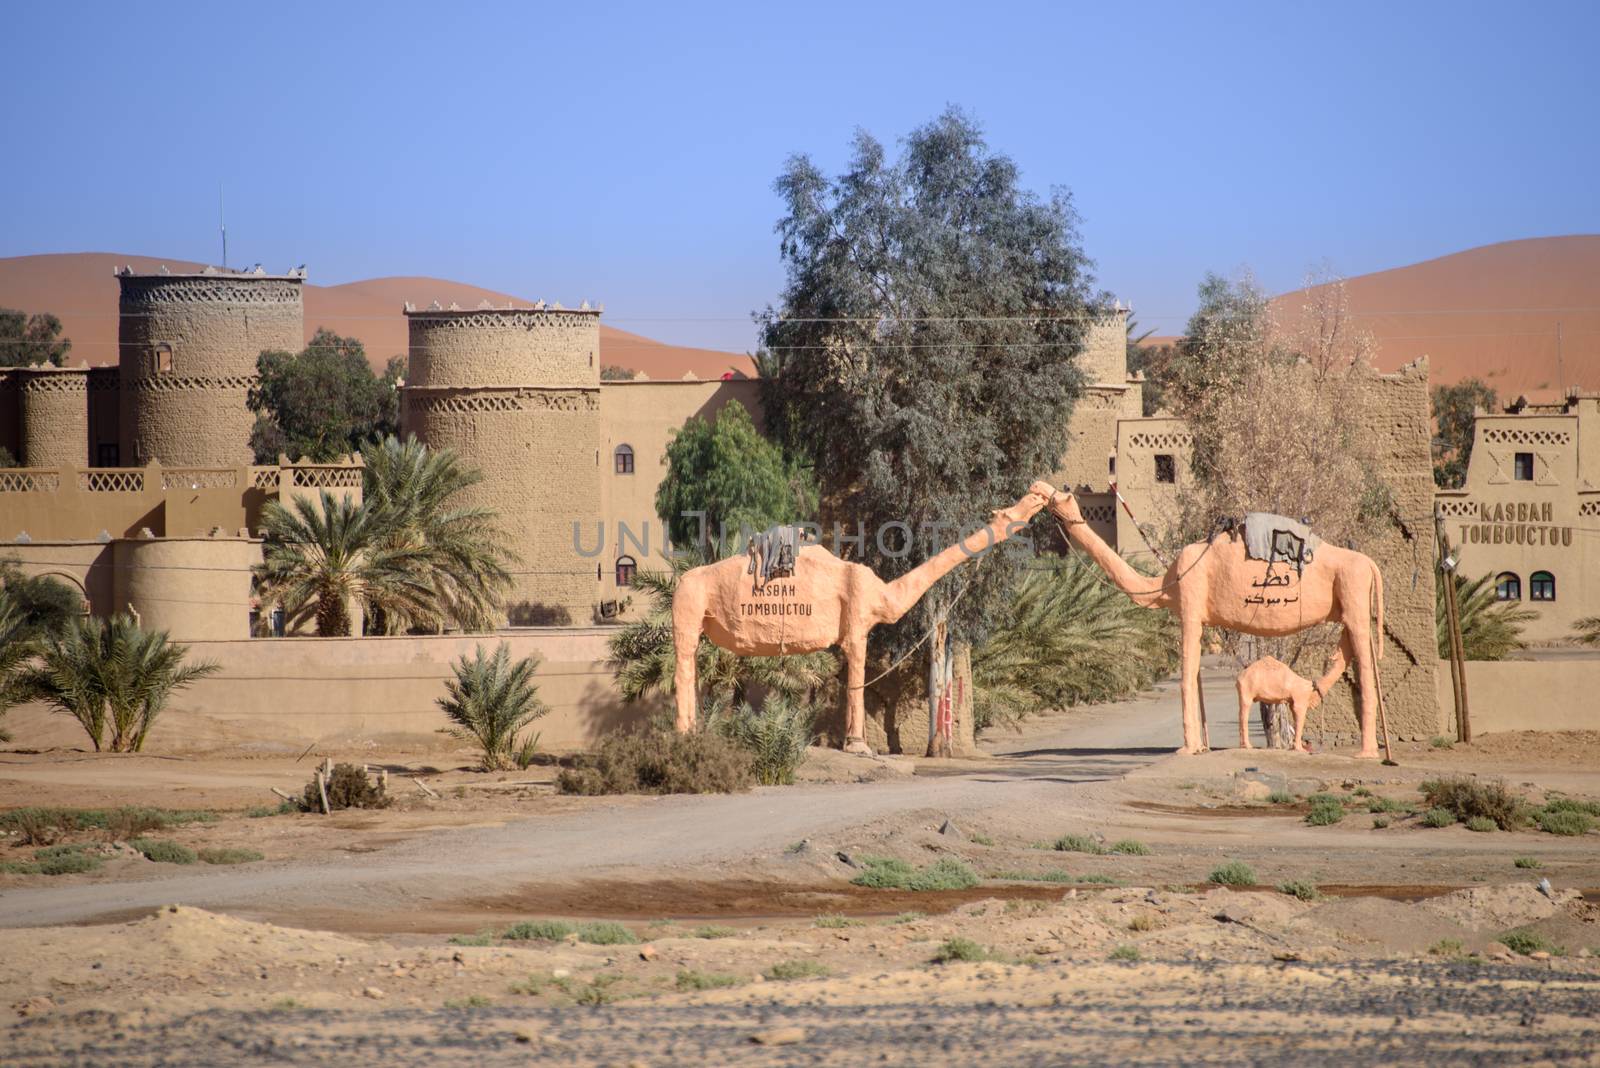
[1241,512,1323,565]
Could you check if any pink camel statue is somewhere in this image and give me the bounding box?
[1235,655,1336,753]
[670,484,1053,754]
[1041,484,1386,757]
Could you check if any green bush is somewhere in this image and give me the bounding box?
[1207,861,1256,887]
[1108,944,1141,962]
[690,925,736,939]
[1420,776,1520,829]
[0,806,215,842]
[1536,808,1593,836]
[34,848,103,875]
[989,868,1075,883]
[931,938,992,963]
[1464,816,1497,833]
[1430,736,1454,749]
[198,847,264,865]
[1305,798,1345,826]
[1513,857,1542,869]
[448,932,494,947]
[1367,797,1408,814]
[501,919,576,942]
[711,693,816,786]
[558,727,753,796]
[675,969,739,991]
[438,642,549,771]
[1542,797,1600,818]
[850,856,979,891]
[1053,834,1103,855]
[1108,839,1151,856]
[1422,807,1456,828]
[814,913,863,929]
[1501,930,1560,956]
[1266,790,1295,805]
[129,838,197,864]
[1372,816,1390,829]
[1277,880,1322,901]
[763,959,830,981]
[1429,938,1464,958]
[890,912,926,924]
[577,921,638,945]
[301,763,389,812]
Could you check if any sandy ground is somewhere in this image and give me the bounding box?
[4,668,1600,1064]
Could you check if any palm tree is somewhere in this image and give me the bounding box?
[609,555,837,709]
[15,614,217,752]
[0,589,34,743]
[255,491,436,637]
[1576,617,1600,647]
[360,435,515,633]
[972,554,1179,731]
[1436,573,1537,661]
[438,642,548,770]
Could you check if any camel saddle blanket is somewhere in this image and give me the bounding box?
[747,524,804,584]
[1241,512,1323,567]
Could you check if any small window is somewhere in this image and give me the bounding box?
[614,444,634,475]
[1513,452,1533,481]
[1154,454,1176,484]
[154,343,173,374]
[1530,570,1555,602]
[97,443,119,466]
[615,555,637,587]
[1494,572,1521,601]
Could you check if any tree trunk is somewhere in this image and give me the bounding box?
[926,617,953,758]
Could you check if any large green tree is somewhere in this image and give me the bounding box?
[1431,378,1497,489]
[248,329,403,462]
[0,308,71,367]
[758,108,1098,751]
[654,403,816,552]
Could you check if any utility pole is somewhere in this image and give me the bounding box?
[1435,509,1470,743]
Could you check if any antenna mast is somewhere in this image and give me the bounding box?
[219,185,228,269]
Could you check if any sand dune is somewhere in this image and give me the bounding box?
[0,252,756,381]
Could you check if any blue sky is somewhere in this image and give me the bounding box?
[3,0,1595,351]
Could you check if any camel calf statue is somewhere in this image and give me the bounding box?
[1041,484,1386,758]
[671,484,1052,754]
[1235,655,1333,753]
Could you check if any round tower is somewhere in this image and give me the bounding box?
[116,267,304,466]
[401,304,603,624]
[17,367,89,467]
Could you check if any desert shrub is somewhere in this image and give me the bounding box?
[198,847,263,865]
[1266,790,1295,805]
[691,925,736,939]
[1277,880,1322,901]
[1053,834,1104,855]
[443,994,493,1010]
[931,938,992,963]
[438,642,549,771]
[501,919,576,942]
[1429,938,1464,958]
[890,911,926,924]
[1127,913,1158,931]
[989,868,1075,883]
[1465,816,1497,833]
[1542,797,1600,818]
[130,838,197,864]
[0,806,215,844]
[1208,861,1256,886]
[1501,930,1560,956]
[814,913,863,928]
[573,975,623,1005]
[676,969,739,991]
[1536,808,1593,837]
[850,856,979,891]
[1430,736,1454,750]
[558,727,753,796]
[449,932,494,947]
[578,922,638,945]
[1420,776,1520,830]
[711,692,816,785]
[30,846,103,876]
[1367,797,1408,814]
[1108,839,1151,856]
[1078,873,1119,885]
[1372,816,1389,829]
[1108,945,1141,962]
[1422,807,1456,828]
[302,763,389,812]
[970,833,995,846]
[763,959,830,981]
[1514,857,1542,869]
[1305,797,1345,826]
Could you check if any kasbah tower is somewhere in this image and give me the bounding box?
[400,302,603,624]
[116,267,305,466]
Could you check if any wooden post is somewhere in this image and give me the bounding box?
[315,761,331,815]
[1435,512,1471,743]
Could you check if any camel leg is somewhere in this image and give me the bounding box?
[1291,697,1310,753]
[841,637,874,756]
[1345,618,1380,758]
[1177,616,1206,754]
[1236,682,1255,750]
[671,592,704,733]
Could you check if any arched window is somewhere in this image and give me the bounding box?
[1494,572,1521,601]
[1530,570,1555,602]
[614,444,634,475]
[615,555,637,588]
